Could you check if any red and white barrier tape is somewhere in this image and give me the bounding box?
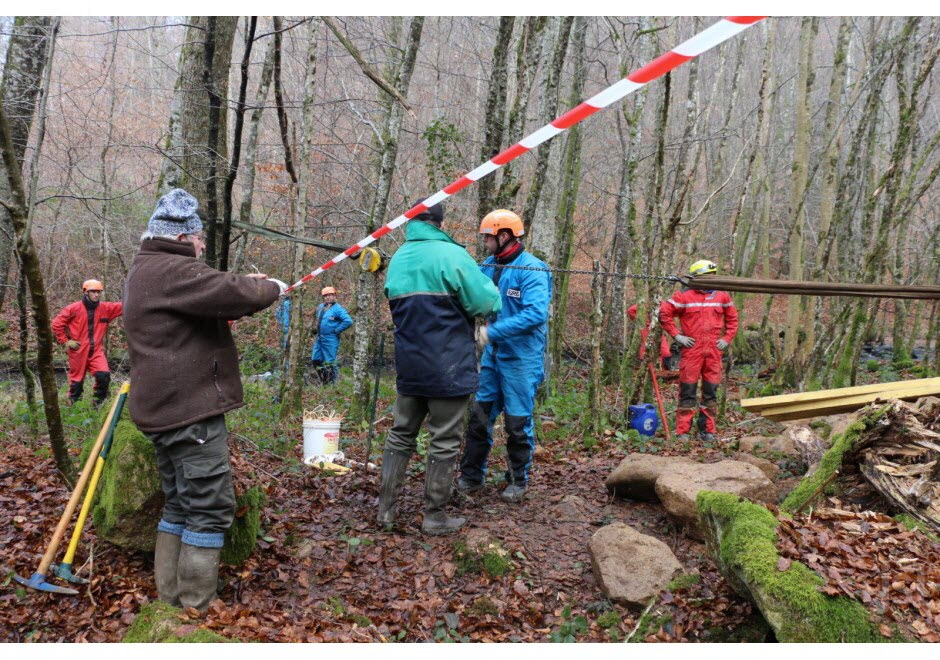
[285,16,766,293]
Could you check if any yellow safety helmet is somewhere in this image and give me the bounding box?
[479,209,525,237]
[688,259,717,277]
[82,279,104,292]
[321,286,336,296]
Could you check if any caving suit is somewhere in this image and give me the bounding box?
[459,244,552,487]
[659,288,738,435]
[51,296,123,404]
[311,301,353,383]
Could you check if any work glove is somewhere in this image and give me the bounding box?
[716,338,729,351]
[65,340,80,351]
[475,325,490,351]
[675,335,695,349]
[268,278,288,297]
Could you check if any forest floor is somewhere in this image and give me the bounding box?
[1,343,938,642]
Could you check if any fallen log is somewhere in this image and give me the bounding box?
[696,492,890,642]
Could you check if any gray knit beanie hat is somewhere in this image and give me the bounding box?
[148,189,203,236]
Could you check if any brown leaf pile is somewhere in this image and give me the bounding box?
[778,502,940,642]
[1,428,766,643]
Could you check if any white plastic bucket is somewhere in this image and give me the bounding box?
[303,419,341,462]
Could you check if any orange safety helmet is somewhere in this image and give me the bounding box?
[82,279,104,292]
[479,209,525,237]
[321,286,337,296]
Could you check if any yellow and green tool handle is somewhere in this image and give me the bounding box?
[56,382,130,579]
[33,383,128,579]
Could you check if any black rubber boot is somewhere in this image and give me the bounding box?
[177,544,222,612]
[154,531,182,607]
[421,458,466,536]
[68,380,83,405]
[377,449,411,530]
[93,371,111,408]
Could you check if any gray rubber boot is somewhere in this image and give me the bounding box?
[154,531,182,607]
[421,458,466,536]
[377,449,411,530]
[177,543,222,612]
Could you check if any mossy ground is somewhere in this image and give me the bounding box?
[123,601,232,643]
[780,406,889,513]
[453,539,513,578]
[697,491,891,642]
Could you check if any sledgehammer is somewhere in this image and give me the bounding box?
[13,384,128,595]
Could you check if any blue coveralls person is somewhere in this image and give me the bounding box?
[275,296,291,349]
[311,286,353,384]
[458,209,552,503]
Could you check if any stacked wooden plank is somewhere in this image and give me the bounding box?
[741,377,940,422]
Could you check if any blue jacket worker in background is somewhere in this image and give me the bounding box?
[311,286,353,384]
[458,209,552,503]
[275,296,291,349]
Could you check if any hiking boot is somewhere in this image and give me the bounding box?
[701,433,716,443]
[377,449,411,530]
[500,483,527,503]
[422,458,466,536]
[676,434,690,442]
[456,477,484,494]
[154,531,182,607]
[177,544,222,612]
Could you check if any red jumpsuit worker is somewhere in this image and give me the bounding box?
[51,279,123,406]
[628,303,672,369]
[659,260,738,441]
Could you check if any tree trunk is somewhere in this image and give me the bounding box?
[349,17,424,424]
[161,16,237,268]
[0,16,53,314]
[231,27,277,273]
[0,92,73,486]
[220,17,258,272]
[547,16,586,391]
[522,16,573,246]
[782,17,818,366]
[495,17,546,209]
[476,17,515,221]
[280,19,321,419]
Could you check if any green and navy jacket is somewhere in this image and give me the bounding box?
[384,221,502,397]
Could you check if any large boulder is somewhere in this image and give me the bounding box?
[738,435,799,456]
[588,522,683,607]
[732,452,780,481]
[655,460,777,539]
[605,453,694,501]
[82,407,264,564]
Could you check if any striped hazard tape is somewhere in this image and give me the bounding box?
[285,16,766,293]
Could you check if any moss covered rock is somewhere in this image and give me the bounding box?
[81,411,164,552]
[123,601,232,643]
[697,491,892,642]
[81,408,265,564]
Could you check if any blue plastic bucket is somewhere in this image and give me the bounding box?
[628,404,659,437]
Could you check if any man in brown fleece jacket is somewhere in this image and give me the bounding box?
[123,189,286,611]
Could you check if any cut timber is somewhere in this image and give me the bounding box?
[742,377,940,411]
[741,378,940,422]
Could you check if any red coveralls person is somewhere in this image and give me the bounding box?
[659,260,738,440]
[51,279,123,406]
[628,303,672,368]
